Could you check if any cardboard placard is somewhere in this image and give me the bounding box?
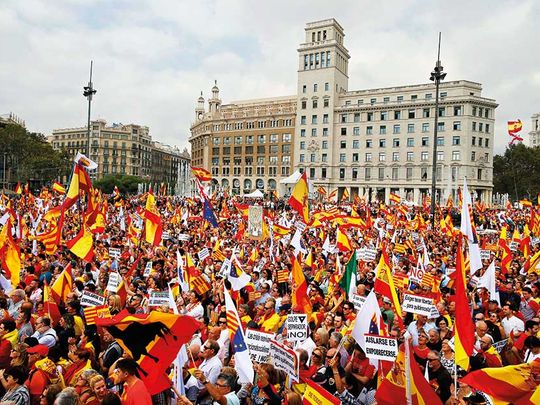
[108,248,121,259]
[363,248,377,262]
[245,328,274,363]
[106,272,121,292]
[350,294,366,312]
[401,294,434,316]
[269,340,299,382]
[178,234,190,241]
[408,265,425,284]
[480,250,491,260]
[148,291,170,307]
[286,314,309,343]
[198,247,210,261]
[80,290,106,307]
[364,334,398,362]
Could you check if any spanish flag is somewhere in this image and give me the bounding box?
[0,220,21,288]
[50,263,74,304]
[373,249,403,328]
[303,379,340,404]
[14,183,22,195]
[288,172,309,223]
[389,192,401,205]
[143,190,163,246]
[498,226,512,275]
[52,181,66,194]
[43,281,61,326]
[97,310,199,395]
[191,166,213,182]
[454,239,475,370]
[291,254,311,314]
[508,119,523,134]
[66,226,95,262]
[336,227,352,251]
[460,359,540,404]
[375,342,443,405]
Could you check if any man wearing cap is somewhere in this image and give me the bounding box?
[26,344,51,405]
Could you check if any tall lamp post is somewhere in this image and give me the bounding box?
[83,61,97,157]
[430,33,447,220]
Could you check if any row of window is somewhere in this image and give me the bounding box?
[212,145,291,155]
[212,119,294,131]
[212,156,291,165]
[212,133,291,145]
[303,52,331,70]
[212,167,290,176]
[301,166,485,181]
[298,150,488,163]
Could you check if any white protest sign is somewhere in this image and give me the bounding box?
[364,334,398,362]
[106,272,121,292]
[429,305,440,319]
[509,241,519,251]
[108,248,121,260]
[480,250,491,260]
[294,221,306,232]
[492,339,508,354]
[178,234,190,241]
[401,294,434,317]
[148,291,170,307]
[245,329,274,363]
[80,290,106,307]
[162,231,171,240]
[363,248,377,262]
[269,340,299,382]
[198,247,210,261]
[143,261,153,277]
[350,294,366,312]
[286,314,308,343]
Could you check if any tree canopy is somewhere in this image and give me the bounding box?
[493,143,540,200]
[93,174,147,194]
[0,123,71,191]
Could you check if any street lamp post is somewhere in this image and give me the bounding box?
[83,61,97,157]
[2,152,6,193]
[430,33,447,220]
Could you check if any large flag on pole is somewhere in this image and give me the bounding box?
[291,254,311,314]
[223,287,254,383]
[143,190,163,246]
[373,249,404,328]
[454,238,475,370]
[460,178,482,275]
[288,172,309,223]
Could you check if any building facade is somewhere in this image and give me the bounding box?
[189,84,296,195]
[190,19,498,203]
[529,113,540,148]
[50,120,190,194]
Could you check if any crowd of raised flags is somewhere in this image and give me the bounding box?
[0,157,539,404]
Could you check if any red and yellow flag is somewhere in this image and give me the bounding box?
[143,190,163,246]
[66,226,95,262]
[373,249,403,328]
[50,264,74,304]
[454,238,475,370]
[51,181,66,194]
[336,227,352,252]
[14,183,22,195]
[83,305,112,325]
[288,172,309,223]
[389,192,401,205]
[191,167,213,182]
[291,254,311,314]
[303,379,340,404]
[0,220,21,287]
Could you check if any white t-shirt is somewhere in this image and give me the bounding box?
[501,315,524,336]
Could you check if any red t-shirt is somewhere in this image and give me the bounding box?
[121,378,152,405]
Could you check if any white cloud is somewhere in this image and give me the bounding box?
[1,0,539,154]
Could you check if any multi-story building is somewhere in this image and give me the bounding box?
[529,113,540,148]
[151,142,191,196]
[50,120,190,193]
[190,83,296,195]
[190,19,498,203]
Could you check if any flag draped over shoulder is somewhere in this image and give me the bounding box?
[460,360,540,404]
[288,172,309,223]
[375,342,443,405]
[454,238,475,370]
[96,310,199,395]
[223,287,254,383]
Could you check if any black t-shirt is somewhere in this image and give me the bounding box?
[428,366,452,403]
[311,365,346,394]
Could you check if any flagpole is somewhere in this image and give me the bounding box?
[453,358,458,399]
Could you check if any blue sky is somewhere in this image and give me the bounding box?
[1,0,539,154]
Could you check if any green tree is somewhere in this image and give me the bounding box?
[493,143,540,200]
[93,174,147,194]
[0,124,71,190]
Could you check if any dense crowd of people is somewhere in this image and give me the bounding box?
[1,183,540,405]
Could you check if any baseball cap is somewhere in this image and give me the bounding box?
[27,344,49,356]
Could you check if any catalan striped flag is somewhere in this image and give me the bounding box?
[83,305,112,326]
[316,186,327,196]
[277,268,288,284]
[191,275,211,295]
[392,273,409,290]
[223,287,254,383]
